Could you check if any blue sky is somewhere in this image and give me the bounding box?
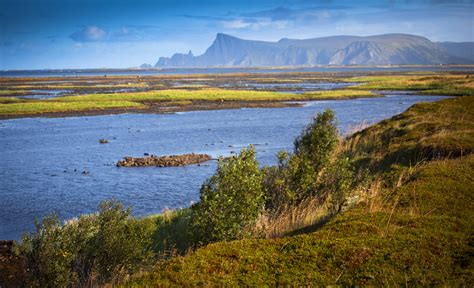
[1,0,473,70]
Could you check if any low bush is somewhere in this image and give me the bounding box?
[265,109,340,210]
[17,200,155,287]
[191,146,266,244]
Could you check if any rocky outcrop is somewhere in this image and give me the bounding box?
[116,153,212,167]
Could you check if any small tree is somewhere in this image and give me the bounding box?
[191,146,265,244]
[265,109,340,210]
[294,109,338,171]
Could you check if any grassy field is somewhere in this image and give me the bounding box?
[345,74,474,96]
[0,72,473,117]
[125,96,474,286]
[0,88,377,116]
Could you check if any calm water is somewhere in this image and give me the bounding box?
[0,94,447,239]
[1,66,474,77]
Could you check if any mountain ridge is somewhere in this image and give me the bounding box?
[154,33,474,67]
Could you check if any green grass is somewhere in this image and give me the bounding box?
[347,96,474,171]
[345,75,474,96]
[124,96,474,286]
[126,154,474,286]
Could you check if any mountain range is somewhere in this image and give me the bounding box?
[153,33,474,67]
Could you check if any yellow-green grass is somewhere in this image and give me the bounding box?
[302,89,378,99]
[9,83,149,90]
[0,90,32,95]
[0,97,27,104]
[344,74,474,96]
[0,101,144,115]
[0,89,295,115]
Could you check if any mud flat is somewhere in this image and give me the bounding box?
[116,153,212,167]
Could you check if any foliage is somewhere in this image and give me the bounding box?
[191,146,266,244]
[294,109,338,170]
[264,109,340,209]
[319,155,355,213]
[151,208,194,255]
[17,200,155,287]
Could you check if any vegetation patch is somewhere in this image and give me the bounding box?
[345,74,474,96]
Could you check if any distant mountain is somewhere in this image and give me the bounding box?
[139,63,153,69]
[154,33,474,67]
[438,42,474,62]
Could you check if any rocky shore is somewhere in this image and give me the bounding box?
[116,153,212,167]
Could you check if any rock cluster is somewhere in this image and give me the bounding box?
[116,153,212,167]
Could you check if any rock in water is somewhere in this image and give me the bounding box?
[116,153,212,167]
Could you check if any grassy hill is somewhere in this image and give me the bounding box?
[125,96,474,286]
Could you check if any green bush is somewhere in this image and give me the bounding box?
[294,109,338,171]
[17,200,155,287]
[191,146,266,244]
[264,109,340,210]
[320,156,355,213]
[151,208,194,255]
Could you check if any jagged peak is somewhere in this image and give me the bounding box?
[215,33,241,42]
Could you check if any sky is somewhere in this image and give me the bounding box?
[1,0,473,70]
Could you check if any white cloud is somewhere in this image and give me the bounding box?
[70,26,107,42]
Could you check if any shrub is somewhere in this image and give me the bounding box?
[90,201,154,284]
[151,208,194,255]
[17,200,155,287]
[18,215,76,287]
[320,155,355,213]
[191,146,266,244]
[265,109,340,210]
[294,109,338,171]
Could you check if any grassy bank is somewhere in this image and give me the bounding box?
[125,96,474,286]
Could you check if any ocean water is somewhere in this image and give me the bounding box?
[0,94,448,239]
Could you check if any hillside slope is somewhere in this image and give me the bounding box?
[127,97,474,286]
[155,33,472,67]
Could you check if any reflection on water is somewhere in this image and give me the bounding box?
[0,94,448,239]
